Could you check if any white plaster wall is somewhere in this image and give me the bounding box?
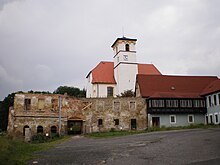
[115,63,138,95]
[87,83,116,98]
[206,92,220,124]
[86,74,93,98]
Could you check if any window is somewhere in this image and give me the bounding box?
[125,44,130,51]
[214,95,217,106]
[123,55,128,61]
[151,100,165,107]
[113,101,120,111]
[38,99,45,110]
[166,100,178,108]
[170,115,176,124]
[51,126,57,134]
[98,119,103,126]
[210,115,213,124]
[180,100,192,107]
[52,99,58,109]
[107,87,113,97]
[215,114,219,124]
[114,119,119,126]
[117,56,119,63]
[193,100,205,108]
[129,101,136,110]
[188,115,194,123]
[131,119,137,130]
[208,96,212,107]
[218,94,220,105]
[37,126,43,134]
[24,98,31,110]
[23,125,30,136]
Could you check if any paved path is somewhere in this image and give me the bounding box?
[30,128,220,165]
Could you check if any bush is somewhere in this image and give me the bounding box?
[31,134,48,143]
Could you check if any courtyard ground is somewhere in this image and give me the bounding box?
[29,128,220,165]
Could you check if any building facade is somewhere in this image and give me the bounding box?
[135,74,219,127]
[86,37,161,98]
[201,80,220,125]
[7,93,147,138]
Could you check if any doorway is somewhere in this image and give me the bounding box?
[152,117,160,127]
[131,119,137,130]
[68,120,83,135]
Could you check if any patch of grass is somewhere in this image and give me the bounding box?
[147,123,220,132]
[86,124,220,138]
[85,130,145,138]
[0,135,70,165]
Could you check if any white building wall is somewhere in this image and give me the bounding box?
[86,74,93,98]
[115,63,138,95]
[206,92,220,124]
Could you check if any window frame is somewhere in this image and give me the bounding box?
[170,115,176,124]
[107,87,114,97]
[188,115,194,123]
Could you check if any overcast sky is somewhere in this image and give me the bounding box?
[0,0,220,100]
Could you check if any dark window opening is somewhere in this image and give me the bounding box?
[214,95,217,106]
[215,114,218,123]
[51,126,57,134]
[98,119,103,126]
[208,96,212,107]
[125,44,130,51]
[188,115,193,123]
[131,119,137,130]
[114,119,119,125]
[23,125,30,136]
[107,87,113,97]
[37,126,43,134]
[24,99,31,110]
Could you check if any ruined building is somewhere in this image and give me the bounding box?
[7,93,147,138]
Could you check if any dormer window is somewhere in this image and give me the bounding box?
[125,44,130,51]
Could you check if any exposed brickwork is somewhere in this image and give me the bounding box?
[7,93,147,138]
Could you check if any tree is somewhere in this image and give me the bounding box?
[119,89,135,97]
[0,93,15,131]
[53,86,86,97]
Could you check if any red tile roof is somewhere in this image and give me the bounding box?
[87,62,161,84]
[88,61,116,84]
[138,64,161,75]
[201,80,220,96]
[136,74,219,98]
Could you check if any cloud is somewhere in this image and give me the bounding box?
[0,0,220,100]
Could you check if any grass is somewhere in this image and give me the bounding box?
[85,130,145,138]
[86,124,220,138]
[0,135,71,165]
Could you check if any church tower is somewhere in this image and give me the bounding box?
[111,37,138,95]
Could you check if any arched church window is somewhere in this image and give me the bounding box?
[125,44,130,51]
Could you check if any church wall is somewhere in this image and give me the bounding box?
[115,63,138,95]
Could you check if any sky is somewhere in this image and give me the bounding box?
[0,0,220,101]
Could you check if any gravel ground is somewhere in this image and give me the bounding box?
[29,128,220,165]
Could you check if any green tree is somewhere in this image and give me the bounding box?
[119,89,135,97]
[53,86,86,97]
[0,93,15,131]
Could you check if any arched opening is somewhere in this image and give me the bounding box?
[68,116,83,135]
[51,126,57,134]
[23,125,30,136]
[125,44,130,51]
[37,125,43,134]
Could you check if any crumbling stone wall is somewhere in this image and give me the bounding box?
[7,93,147,138]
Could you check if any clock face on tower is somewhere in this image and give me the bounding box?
[123,55,128,61]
